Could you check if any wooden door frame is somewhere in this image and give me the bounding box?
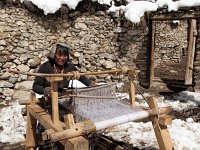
[149,19,197,86]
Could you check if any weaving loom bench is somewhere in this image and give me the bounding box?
[10,68,173,150]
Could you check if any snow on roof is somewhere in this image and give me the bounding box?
[21,0,200,23]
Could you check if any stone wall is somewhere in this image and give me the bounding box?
[154,20,188,66]
[0,4,149,101]
[1,4,200,102]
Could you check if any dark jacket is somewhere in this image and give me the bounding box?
[32,43,91,94]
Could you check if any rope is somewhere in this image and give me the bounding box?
[120,67,129,74]
[112,53,160,125]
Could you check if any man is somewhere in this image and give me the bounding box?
[33,43,92,95]
[32,43,92,120]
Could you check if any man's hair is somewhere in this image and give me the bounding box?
[56,44,69,56]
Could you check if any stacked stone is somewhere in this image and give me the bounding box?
[0,4,149,102]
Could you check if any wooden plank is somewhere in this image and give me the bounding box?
[150,10,200,20]
[128,79,135,107]
[153,124,173,150]
[150,21,156,85]
[27,105,67,146]
[51,80,59,126]
[185,19,197,85]
[65,136,89,150]
[26,111,36,149]
[27,105,63,131]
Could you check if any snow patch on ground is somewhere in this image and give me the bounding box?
[0,102,26,143]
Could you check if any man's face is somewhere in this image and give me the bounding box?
[55,50,68,66]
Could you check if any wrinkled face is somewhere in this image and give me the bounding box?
[55,48,68,66]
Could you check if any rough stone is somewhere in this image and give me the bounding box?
[12,90,31,101]
[15,81,34,91]
[16,64,30,72]
[0,81,14,88]
[3,88,14,97]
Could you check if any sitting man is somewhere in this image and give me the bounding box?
[32,43,92,121]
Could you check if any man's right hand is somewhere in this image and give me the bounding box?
[44,87,52,96]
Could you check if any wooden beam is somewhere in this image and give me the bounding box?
[27,105,63,131]
[50,120,96,142]
[27,105,66,145]
[26,92,37,149]
[49,106,172,142]
[50,80,60,126]
[150,10,200,21]
[9,68,139,77]
[185,19,197,85]
[150,21,156,85]
[148,97,173,150]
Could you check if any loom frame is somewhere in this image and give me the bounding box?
[11,68,173,150]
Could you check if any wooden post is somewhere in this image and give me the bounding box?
[148,97,173,150]
[46,77,63,126]
[65,136,89,150]
[128,79,135,107]
[26,94,37,149]
[185,19,197,85]
[150,21,156,85]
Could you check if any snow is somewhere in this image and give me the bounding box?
[104,91,200,149]
[0,102,26,144]
[21,0,200,23]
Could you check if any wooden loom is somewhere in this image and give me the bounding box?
[10,68,173,150]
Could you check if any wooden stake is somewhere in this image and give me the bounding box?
[128,79,135,107]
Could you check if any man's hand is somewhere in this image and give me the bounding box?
[44,87,52,96]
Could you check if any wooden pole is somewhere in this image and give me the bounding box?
[150,21,156,85]
[46,77,63,126]
[26,93,37,149]
[148,97,173,150]
[128,79,135,107]
[26,112,37,150]
[185,19,197,85]
[9,68,139,77]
